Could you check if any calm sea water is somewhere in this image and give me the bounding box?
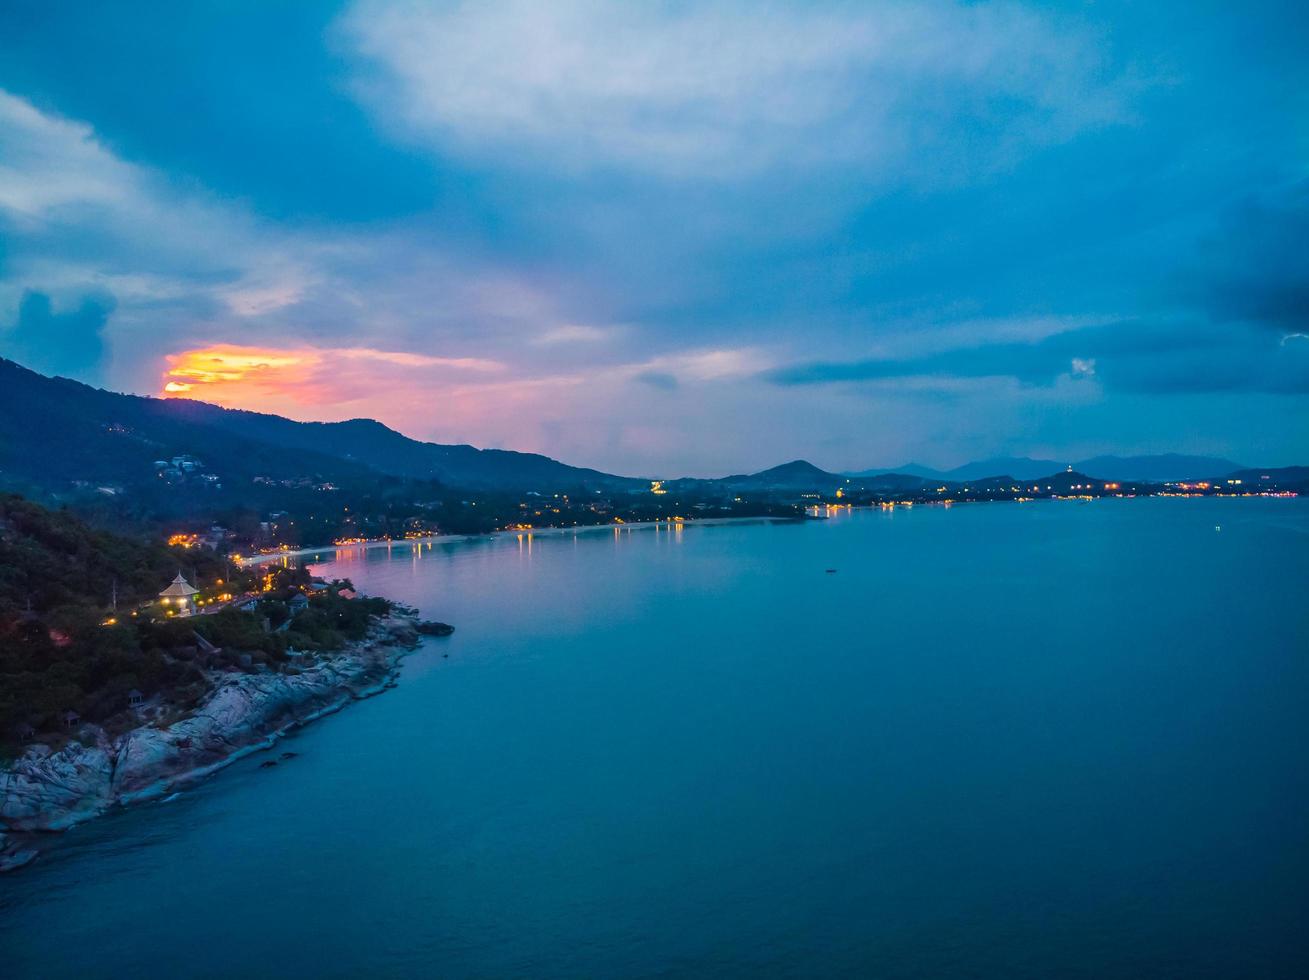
[3,499,1308,978]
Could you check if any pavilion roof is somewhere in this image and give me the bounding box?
[159,572,200,598]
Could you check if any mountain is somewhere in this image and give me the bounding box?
[849,457,1063,482]
[1072,454,1244,482]
[845,472,932,491]
[850,453,1247,483]
[845,462,951,481]
[717,460,844,490]
[159,400,644,490]
[1026,470,1102,493]
[951,457,1066,481]
[0,359,1293,508]
[1224,466,1309,490]
[0,358,642,499]
[0,359,378,493]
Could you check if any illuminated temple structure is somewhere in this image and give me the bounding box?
[159,572,200,617]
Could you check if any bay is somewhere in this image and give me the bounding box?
[3,499,1307,978]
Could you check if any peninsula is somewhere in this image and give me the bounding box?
[0,494,451,871]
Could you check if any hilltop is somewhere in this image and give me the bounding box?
[0,358,644,506]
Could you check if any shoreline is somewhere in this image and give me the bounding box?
[1,516,791,863]
[233,494,1305,568]
[0,612,430,873]
[238,514,795,565]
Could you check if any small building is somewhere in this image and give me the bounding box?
[127,689,145,708]
[159,572,200,617]
[12,722,36,744]
[288,593,310,613]
[337,588,358,600]
[63,710,81,729]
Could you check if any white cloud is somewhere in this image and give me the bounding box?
[340,0,1127,178]
[630,346,774,382]
[0,91,136,218]
[0,89,313,319]
[534,323,619,345]
[0,90,604,385]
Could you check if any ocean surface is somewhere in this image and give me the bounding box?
[3,499,1308,978]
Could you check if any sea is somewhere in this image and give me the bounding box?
[3,498,1307,978]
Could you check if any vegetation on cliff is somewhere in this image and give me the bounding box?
[0,495,391,754]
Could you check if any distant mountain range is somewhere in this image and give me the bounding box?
[159,399,643,490]
[690,453,1269,492]
[1,359,1299,508]
[0,358,645,498]
[849,453,1247,483]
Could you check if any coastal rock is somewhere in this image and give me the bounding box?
[0,613,425,855]
[0,739,116,831]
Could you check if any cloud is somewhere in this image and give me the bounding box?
[1191,180,1309,334]
[634,370,678,391]
[0,89,309,316]
[636,347,774,381]
[340,0,1127,178]
[533,324,619,346]
[2,10,1305,472]
[1,289,115,380]
[766,320,1309,395]
[0,89,612,388]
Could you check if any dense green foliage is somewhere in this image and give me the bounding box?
[0,494,231,620]
[0,495,392,753]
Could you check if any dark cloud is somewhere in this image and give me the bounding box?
[1193,181,1309,333]
[767,320,1309,395]
[2,290,115,381]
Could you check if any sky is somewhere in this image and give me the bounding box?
[1,0,1306,477]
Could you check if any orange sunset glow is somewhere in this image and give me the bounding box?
[162,347,309,395]
[162,345,504,405]
[157,343,561,442]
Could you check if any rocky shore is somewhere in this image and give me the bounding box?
[0,612,432,872]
